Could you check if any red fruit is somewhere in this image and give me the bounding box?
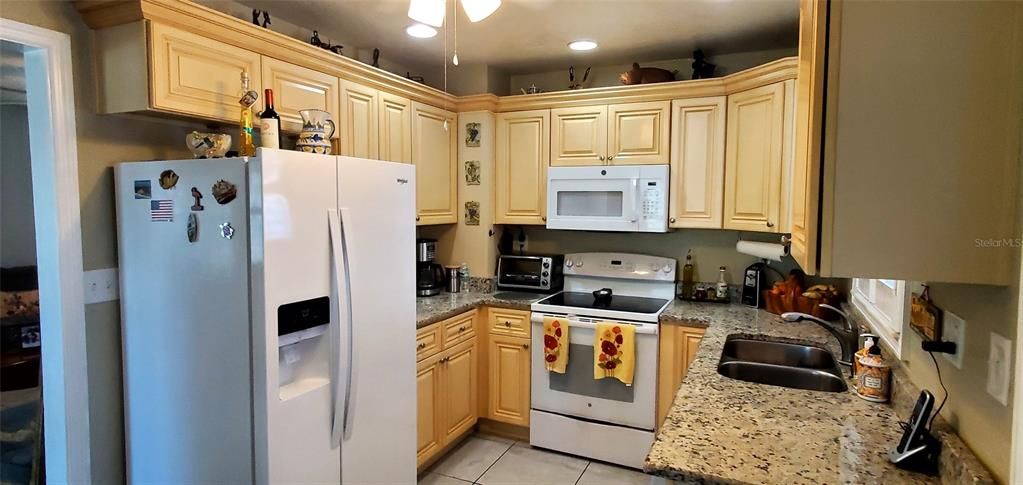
[555,328,562,337]
[612,326,621,334]
[615,335,623,344]
[545,354,557,363]
[544,334,558,349]
[601,340,617,356]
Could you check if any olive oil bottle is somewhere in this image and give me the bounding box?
[237,71,257,156]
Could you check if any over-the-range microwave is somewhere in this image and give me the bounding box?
[546,165,669,233]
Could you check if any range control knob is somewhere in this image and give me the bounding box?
[575,259,584,268]
[662,264,674,273]
[566,259,574,267]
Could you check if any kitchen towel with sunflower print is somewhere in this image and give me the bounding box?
[542,316,569,373]
[594,322,635,386]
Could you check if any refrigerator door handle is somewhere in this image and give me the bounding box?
[338,207,356,441]
[327,209,350,449]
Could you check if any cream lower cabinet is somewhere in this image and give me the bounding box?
[550,101,670,167]
[261,57,339,136]
[668,97,726,229]
[416,310,478,469]
[723,82,791,233]
[485,308,531,427]
[413,102,458,225]
[656,324,705,428]
[495,110,550,224]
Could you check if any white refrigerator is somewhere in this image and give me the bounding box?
[114,149,416,484]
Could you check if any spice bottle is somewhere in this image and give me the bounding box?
[715,266,729,300]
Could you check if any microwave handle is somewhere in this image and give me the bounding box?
[630,178,639,224]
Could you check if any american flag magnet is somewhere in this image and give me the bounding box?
[150,200,173,222]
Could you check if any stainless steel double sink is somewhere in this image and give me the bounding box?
[717,335,848,392]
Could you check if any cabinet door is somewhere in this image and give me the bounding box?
[378,91,413,163]
[790,0,828,275]
[416,357,442,467]
[551,106,607,166]
[607,101,670,165]
[260,57,340,136]
[656,325,705,427]
[723,83,786,232]
[339,79,379,158]
[149,22,262,123]
[412,102,457,224]
[440,340,478,443]
[487,334,530,427]
[495,110,550,225]
[669,97,726,229]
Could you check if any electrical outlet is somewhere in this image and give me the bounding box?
[987,333,1012,406]
[84,268,119,304]
[942,311,965,369]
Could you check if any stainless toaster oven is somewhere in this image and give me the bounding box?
[496,255,564,292]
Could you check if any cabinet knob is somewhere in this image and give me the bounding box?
[599,155,605,161]
[417,343,426,350]
[522,343,529,349]
[416,216,421,222]
[669,217,676,223]
[541,216,547,222]
[766,221,775,228]
[608,155,614,162]
[458,326,466,332]
[504,321,512,327]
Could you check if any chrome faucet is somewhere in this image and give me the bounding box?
[781,304,859,374]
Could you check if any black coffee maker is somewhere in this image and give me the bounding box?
[416,238,445,296]
[741,262,766,307]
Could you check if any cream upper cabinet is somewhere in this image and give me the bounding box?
[668,97,726,229]
[339,79,380,158]
[495,110,550,225]
[412,102,458,225]
[148,22,262,123]
[551,106,608,166]
[607,101,671,165]
[723,82,787,232]
[260,57,339,135]
[378,92,413,163]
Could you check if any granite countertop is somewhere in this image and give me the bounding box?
[646,301,938,485]
[416,291,546,328]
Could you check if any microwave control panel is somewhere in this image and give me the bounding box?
[638,178,667,232]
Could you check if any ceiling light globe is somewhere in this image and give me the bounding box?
[406,23,439,38]
[568,40,598,51]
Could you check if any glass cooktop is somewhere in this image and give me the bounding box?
[536,291,669,314]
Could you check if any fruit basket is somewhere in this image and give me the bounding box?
[763,272,843,321]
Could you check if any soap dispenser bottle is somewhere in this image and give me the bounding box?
[856,341,892,402]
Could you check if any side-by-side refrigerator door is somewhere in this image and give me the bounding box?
[336,156,417,484]
[114,158,253,484]
[249,149,341,485]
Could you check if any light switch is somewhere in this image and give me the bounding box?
[942,311,965,369]
[84,268,119,304]
[987,333,1012,406]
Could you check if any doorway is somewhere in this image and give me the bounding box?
[0,19,91,484]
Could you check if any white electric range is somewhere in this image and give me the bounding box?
[529,252,676,469]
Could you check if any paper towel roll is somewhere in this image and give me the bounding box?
[736,240,788,262]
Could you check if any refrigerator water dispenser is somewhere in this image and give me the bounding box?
[277,297,331,399]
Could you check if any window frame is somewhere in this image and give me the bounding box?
[850,278,908,358]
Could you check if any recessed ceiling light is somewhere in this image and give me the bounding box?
[406,23,438,39]
[568,40,598,51]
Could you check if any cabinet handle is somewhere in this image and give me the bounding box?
[766,221,775,228]
[669,217,676,223]
[522,343,529,349]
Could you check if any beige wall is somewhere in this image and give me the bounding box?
[508,47,797,95]
[1,1,210,481]
[1,103,37,267]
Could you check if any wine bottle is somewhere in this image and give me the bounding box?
[681,249,695,298]
[259,88,282,149]
[237,71,257,157]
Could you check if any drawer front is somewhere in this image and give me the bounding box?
[488,308,530,338]
[416,324,442,361]
[442,311,477,347]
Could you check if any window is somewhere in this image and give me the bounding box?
[851,279,908,357]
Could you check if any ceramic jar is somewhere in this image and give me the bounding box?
[296,109,336,154]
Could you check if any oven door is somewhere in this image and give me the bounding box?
[530,313,658,430]
[546,167,639,232]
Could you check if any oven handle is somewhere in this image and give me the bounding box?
[531,314,658,335]
[630,177,640,224]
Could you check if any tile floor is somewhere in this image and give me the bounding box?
[418,434,652,485]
